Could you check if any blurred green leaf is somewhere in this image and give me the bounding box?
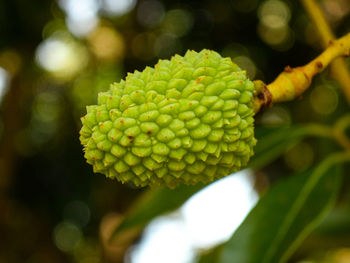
[110,184,204,241]
[197,245,224,263]
[249,126,303,169]
[313,208,350,236]
[219,157,342,263]
[250,124,331,169]
[110,124,333,242]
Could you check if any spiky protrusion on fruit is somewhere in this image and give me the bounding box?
[80,49,257,188]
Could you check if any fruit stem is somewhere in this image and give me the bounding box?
[254,32,350,112]
[301,0,350,103]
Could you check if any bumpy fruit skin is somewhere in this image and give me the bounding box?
[80,49,257,188]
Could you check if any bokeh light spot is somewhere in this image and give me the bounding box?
[66,16,99,37]
[101,0,137,17]
[222,42,250,58]
[310,84,338,115]
[33,92,63,123]
[37,39,70,72]
[323,0,350,22]
[63,200,91,228]
[59,0,99,36]
[284,142,314,172]
[26,91,64,147]
[258,0,291,28]
[258,24,295,51]
[137,0,165,28]
[53,222,82,252]
[154,34,182,58]
[59,0,99,21]
[131,33,157,60]
[233,56,257,80]
[88,26,125,62]
[257,0,294,50]
[36,32,89,79]
[162,9,193,37]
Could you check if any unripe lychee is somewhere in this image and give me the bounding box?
[80,49,257,188]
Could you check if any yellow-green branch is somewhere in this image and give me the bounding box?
[254,32,350,112]
[332,115,350,152]
[301,0,350,103]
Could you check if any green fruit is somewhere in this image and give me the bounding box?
[80,49,257,188]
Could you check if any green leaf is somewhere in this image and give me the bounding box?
[219,158,342,263]
[249,126,302,169]
[110,184,204,240]
[250,124,331,170]
[312,208,350,236]
[109,124,334,242]
[197,245,224,263]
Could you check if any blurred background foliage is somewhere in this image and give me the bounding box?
[0,0,350,262]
